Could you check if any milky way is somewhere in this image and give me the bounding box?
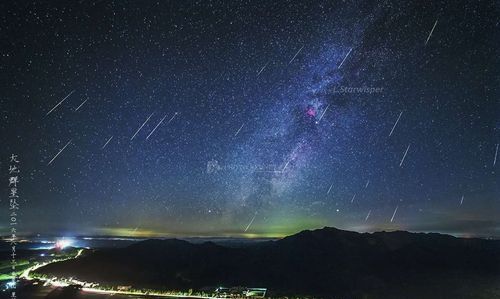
[0,1,498,238]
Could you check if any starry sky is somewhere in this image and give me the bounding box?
[1,0,498,238]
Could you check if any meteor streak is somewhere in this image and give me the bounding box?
[47,140,72,165]
[390,206,398,222]
[46,90,75,116]
[75,99,88,111]
[399,144,411,167]
[257,61,270,77]
[102,136,113,149]
[166,112,179,125]
[146,114,168,140]
[425,19,438,46]
[316,104,329,124]
[280,159,292,172]
[234,124,244,137]
[365,210,371,221]
[338,48,352,69]
[244,211,258,232]
[288,45,304,64]
[494,144,498,166]
[131,113,154,140]
[327,183,333,194]
[389,111,403,137]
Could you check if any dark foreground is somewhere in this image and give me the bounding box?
[33,227,500,299]
[4,280,500,299]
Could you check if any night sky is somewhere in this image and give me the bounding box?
[1,1,498,238]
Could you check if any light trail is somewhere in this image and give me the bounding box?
[399,144,411,167]
[365,210,371,221]
[46,90,75,116]
[425,19,438,46]
[166,112,179,125]
[257,61,270,77]
[389,111,403,137]
[338,48,352,69]
[244,211,258,232]
[316,104,329,123]
[494,143,498,166]
[101,136,113,149]
[74,99,88,111]
[390,206,398,222]
[281,159,291,172]
[47,140,72,166]
[327,183,333,194]
[288,45,304,64]
[146,114,168,140]
[234,123,244,137]
[131,112,154,140]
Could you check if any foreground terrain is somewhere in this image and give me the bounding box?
[32,227,500,298]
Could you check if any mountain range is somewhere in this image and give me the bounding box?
[35,227,500,298]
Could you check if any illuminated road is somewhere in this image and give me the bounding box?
[20,248,225,299]
[20,249,83,280]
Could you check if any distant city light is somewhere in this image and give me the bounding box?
[55,239,73,250]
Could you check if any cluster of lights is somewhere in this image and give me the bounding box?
[54,239,73,250]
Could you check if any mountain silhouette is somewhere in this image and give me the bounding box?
[36,227,500,298]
